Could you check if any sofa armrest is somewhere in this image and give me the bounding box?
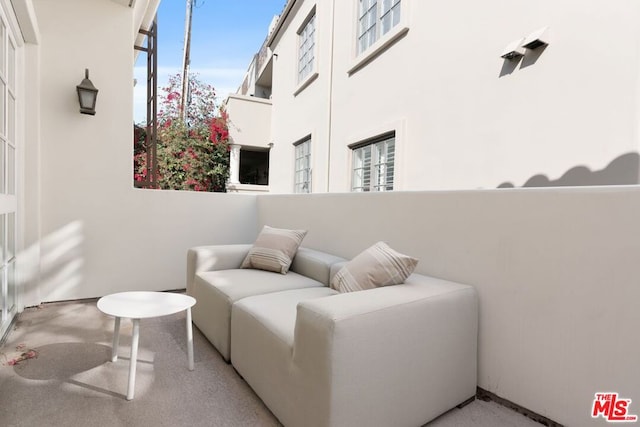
[292,274,478,426]
[186,244,252,295]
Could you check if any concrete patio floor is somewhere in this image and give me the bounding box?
[0,299,545,427]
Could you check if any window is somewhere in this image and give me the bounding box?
[357,0,401,54]
[352,134,395,192]
[0,3,19,342]
[239,148,269,185]
[294,138,312,193]
[298,13,316,83]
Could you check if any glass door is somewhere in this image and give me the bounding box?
[0,2,18,342]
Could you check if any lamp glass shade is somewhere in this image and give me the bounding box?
[76,69,98,115]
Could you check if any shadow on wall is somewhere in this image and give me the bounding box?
[21,221,85,305]
[498,152,640,188]
[499,45,548,77]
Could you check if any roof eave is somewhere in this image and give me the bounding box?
[267,0,297,48]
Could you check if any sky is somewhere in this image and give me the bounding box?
[133,0,286,123]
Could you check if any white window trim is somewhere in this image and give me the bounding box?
[293,71,319,97]
[297,12,316,82]
[0,0,23,336]
[1,0,26,49]
[350,133,396,192]
[347,119,406,191]
[293,136,312,193]
[348,0,410,75]
[295,6,318,96]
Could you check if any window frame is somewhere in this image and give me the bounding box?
[350,132,395,192]
[294,7,319,96]
[349,0,409,75]
[380,0,402,37]
[356,0,378,55]
[294,136,312,193]
[0,0,21,341]
[297,10,316,84]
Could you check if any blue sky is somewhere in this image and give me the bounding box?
[134,0,286,123]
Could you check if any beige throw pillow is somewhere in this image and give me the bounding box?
[241,226,307,274]
[331,242,418,293]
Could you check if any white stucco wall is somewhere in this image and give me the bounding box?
[16,2,640,425]
[25,0,258,306]
[269,0,335,193]
[267,0,640,193]
[226,94,272,148]
[256,187,640,427]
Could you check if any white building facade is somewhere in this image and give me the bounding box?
[233,0,640,193]
[0,0,164,340]
[224,14,280,194]
[2,2,640,426]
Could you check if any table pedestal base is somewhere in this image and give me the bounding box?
[109,308,194,400]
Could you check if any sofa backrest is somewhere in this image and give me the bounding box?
[290,247,347,286]
[330,261,348,284]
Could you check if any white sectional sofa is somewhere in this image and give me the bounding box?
[187,244,478,427]
[187,244,345,361]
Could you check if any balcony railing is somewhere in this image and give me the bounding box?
[255,37,270,77]
[240,74,249,96]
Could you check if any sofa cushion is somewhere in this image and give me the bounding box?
[232,274,478,427]
[331,242,418,293]
[191,269,324,361]
[230,287,338,426]
[241,225,307,274]
[233,287,338,349]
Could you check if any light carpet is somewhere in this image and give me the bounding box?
[0,299,542,427]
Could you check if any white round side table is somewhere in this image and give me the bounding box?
[97,291,196,400]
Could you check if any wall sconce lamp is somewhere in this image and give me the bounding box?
[76,68,99,115]
[522,27,549,50]
[501,38,525,60]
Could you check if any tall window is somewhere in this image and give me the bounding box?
[357,0,401,54]
[294,138,311,193]
[352,134,395,192]
[298,13,316,83]
[0,2,19,341]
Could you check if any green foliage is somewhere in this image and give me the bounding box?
[135,73,230,192]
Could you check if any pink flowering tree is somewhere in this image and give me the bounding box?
[135,73,229,192]
[133,125,148,184]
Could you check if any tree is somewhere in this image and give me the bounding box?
[133,124,149,184]
[135,73,230,192]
